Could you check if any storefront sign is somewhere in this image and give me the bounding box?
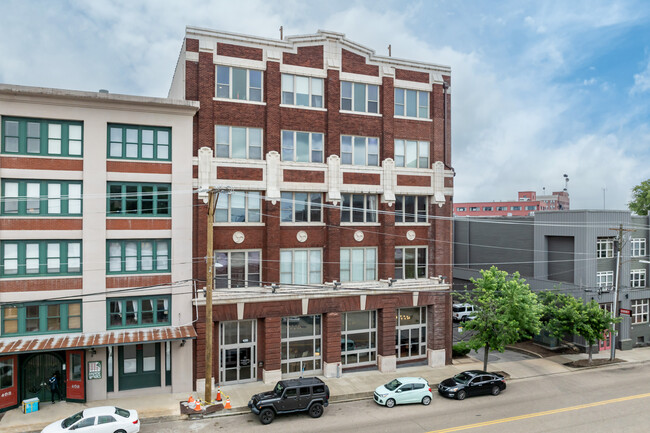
[620,308,632,316]
[88,361,102,380]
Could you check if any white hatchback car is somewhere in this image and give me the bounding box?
[373,377,433,408]
[41,406,140,433]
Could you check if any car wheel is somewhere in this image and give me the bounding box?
[385,398,396,408]
[491,385,501,396]
[421,396,431,406]
[259,408,275,425]
[308,402,324,418]
[456,390,466,400]
[114,430,126,433]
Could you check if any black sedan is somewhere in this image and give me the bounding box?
[437,370,506,400]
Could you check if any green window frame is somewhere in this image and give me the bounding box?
[107,239,170,274]
[1,116,83,157]
[107,182,171,217]
[107,295,171,329]
[1,179,82,216]
[1,301,82,336]
[107,124,171,161]
[1,240,82,277]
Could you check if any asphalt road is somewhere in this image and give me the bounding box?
[142,361,650,433]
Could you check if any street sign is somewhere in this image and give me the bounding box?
[619,308,632,316]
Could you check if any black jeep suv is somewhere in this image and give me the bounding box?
[248,377,330,425]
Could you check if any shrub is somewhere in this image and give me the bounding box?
[452,342,471,357]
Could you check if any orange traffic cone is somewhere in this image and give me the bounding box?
[224,396,232,410]
[188,395,195,403]
[216,387,222,402]
[194,400,202,411]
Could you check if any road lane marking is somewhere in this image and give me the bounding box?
[427,392,650,433]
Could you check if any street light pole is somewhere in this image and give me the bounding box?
[204,188,218,402]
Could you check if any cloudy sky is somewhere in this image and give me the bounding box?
[1,0,649,210]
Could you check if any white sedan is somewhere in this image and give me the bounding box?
[41,406,140,433]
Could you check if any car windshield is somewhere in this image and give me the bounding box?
[62,411,84,428]
[452,306,465,312]
[115,407,130,418]
[384,379,402,391]
[453,372,473,384]
[274,382,285,395]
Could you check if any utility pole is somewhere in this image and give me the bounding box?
[204,187,218,403]
[608,224,633,361]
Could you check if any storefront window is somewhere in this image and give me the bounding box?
[71,353,82,381]
[281,315,322,376]
[0,358,13,389]
[123,346,137,374]
[142,344,156,371]
[395,307,427,359]
[341,311,377,366]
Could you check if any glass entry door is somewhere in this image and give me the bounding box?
[219,320,256,384]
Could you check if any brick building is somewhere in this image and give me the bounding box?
[0,85,197,411]
[454,190,570,217]
[169,28,455,387]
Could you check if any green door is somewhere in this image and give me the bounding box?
[22,352,64,402]
[118,344,160,390]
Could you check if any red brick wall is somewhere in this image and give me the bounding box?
[217,42,263,61]
[105,274,171,289]
[395,69,429,83]
[0,157,82,171]
[106,219,171,230]
[0,278,82,292]
[394,119,432,141]
[342,49,379,76]
[283,45,324,69]
[397,175,430,187]
[378,201,396,280]
[280,108,327,132]
[339,113,382,137]
[283,170,324,183]
[342,172,380,185]
[0,219,82,230]
[217,166,263,181]
[106,161,172,174]
[381,77,395,160]
[265,61,281,154]
[186,38,199,52]
[322,312,341,363]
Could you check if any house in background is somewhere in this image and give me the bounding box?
[454,210,650,351]
[0,85,198,411]
[169,27,455,387]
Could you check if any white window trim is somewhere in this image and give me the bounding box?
[395,195,428,224]
[631,299,649,324]
[212,97,267,106]
[215,65,264,102]
[280,192,323,224]
[597,239,614,258]
[215,125,263,160]
[340,247,378,282]
[214,191,262,224]
[395,306,427,360]
[339,110,383,118]
[395,246,428,280]
[281,74,324,109]
[341,310,377,367]
[281,130,324,163]
[340,81,380,115]
[279,104,327,112]
[340,193,379,224]
[394,88,430,119]
[596,271,614,287]
[280,314,323,377]
[340,135,380,167]
[631,269,647,288]
[280,248,323,285]
[214,249,262,289]
[394,139,430,169]
[632,238,647,257]
[394,115,432,122]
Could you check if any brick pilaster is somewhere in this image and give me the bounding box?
[323,312,342,363]
[377,306,396,357]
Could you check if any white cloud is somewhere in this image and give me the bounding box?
[631,60,650,94]
[583,78,597,85]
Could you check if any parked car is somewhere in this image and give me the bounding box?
[248,377,330,425]
[41,406,139,433]
[373,377,433,408]
[438,370,506,400]
[452,303,476,322]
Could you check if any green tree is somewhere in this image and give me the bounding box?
[462,266,542,371]
[539,292,583,340]
[629,179,650,215]
[577,300,620,365]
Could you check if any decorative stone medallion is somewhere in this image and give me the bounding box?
[354,230,365,242]
[406,230,416,241]
[297,230,308,243]
[233,231,245,244]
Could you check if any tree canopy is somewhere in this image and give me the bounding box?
[629,179,650,215]
[462,266,542,371]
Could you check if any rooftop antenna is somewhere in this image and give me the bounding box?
[388,44,392,57]
[279,26,283,40]
[563,174,569,192]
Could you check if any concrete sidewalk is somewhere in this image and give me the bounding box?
[8,346,650,433]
